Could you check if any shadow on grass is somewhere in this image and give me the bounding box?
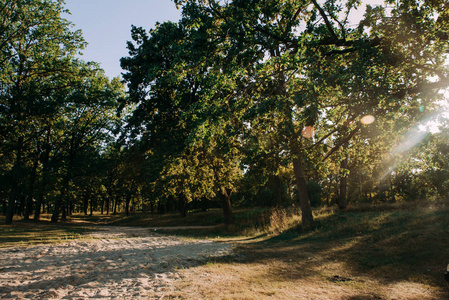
[0,221,93,248]
[233,204,449,293]
[0,233,231,299]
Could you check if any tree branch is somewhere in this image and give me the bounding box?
[322,125,360,162]
[311,0,339,42]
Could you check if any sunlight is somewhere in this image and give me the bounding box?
[380,100,449,181]
[391,130,428,156]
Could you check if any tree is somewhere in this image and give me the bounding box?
[120,17,246,224]
[0,0,86,224]
[170,0,449,227]
[50,70,123,222]
[119,0,448,228]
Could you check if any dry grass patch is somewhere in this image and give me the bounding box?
[166,241,444,299]
[164,204,449,299]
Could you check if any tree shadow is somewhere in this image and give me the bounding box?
[230,206,449,295]
[0,233,232,299]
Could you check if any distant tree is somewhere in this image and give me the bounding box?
[50,71,123,222]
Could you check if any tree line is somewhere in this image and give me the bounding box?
[1,0,448,227]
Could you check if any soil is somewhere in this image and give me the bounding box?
[0,226,233,299]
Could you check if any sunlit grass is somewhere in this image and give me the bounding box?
[166,202,449,299]
[0,216,93,248]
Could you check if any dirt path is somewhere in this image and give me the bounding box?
[0,226,233,299]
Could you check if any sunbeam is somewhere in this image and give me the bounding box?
[380,104,449,181]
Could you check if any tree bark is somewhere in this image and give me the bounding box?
[61,203,67,221]
[24,151,39,220]
[213,167,234,226]
[83,193,89,215]
[289,128,314,229]
[34,132,51,221]
[219,188,234,226]
[6,137,24,225]
[52,179,68,223]
[292,156,314,229]
[52,147,76,222]
[178,195,187,218]
[338,156,348,210]
[113,196,118,215]
[90,196,94,216]
[274,175,283,208]
[100,196,104,214]
[125,193,131,216]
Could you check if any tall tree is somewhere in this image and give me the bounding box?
[171,0,449,227]
[50,71,123,222]
[0,0,86,224]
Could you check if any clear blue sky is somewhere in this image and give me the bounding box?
[63,0,383,80]
[64,0,181,79]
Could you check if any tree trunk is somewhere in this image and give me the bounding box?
[24,152,39,220]
[52,198,61,223]
[274,175,283,208]
[178,195,187,218]
[18,194,26,217]
[113,196,118,215]
[90,196,94,216]
[6,178,18,224]
[34,133,51,221]
[289,131,314,229]
[213,167,234,226]
[125,193,131,216]
[83,193,89,215]
[6,137,24,225]
[100,196,104,214]
[61,204,67,221]
[338,156,348,210]
[106,196,110,215]
[388,175,396,203]
[52,181,68,223]
[220,188,234,226]
[292,156,314,229]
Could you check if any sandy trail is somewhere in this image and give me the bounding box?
[0,226,233,299]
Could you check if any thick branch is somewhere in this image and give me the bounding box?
[311,0,339,42]
[322,125,360,162]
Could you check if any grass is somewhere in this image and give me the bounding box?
[165,202,449,299]
[1,201,449,298]
[0,221,93,248]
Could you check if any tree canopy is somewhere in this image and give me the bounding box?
[120,0,449,226]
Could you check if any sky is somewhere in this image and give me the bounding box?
[62,0,387,80]
[63,0,181,79]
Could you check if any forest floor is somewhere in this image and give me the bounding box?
[1,202,449,299]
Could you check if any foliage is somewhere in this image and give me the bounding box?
[119,0,449,226]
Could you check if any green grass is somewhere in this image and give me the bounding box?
[0,221,92,248]
[103,208,225,227]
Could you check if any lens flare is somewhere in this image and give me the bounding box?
[301,126,315,138]
[360,115,375,125]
